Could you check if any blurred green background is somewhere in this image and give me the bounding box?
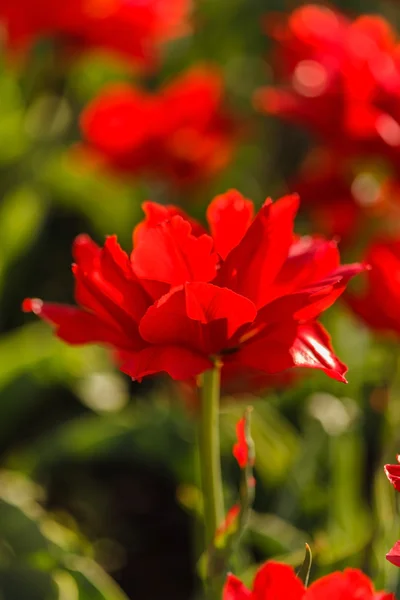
[1,0,400,598]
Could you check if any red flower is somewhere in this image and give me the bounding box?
[0,0,190,69]
[347,238,400,336]
[79,66,237,187]
[256,6,400,159]
[23,190,363,384]
[223,561,394,600]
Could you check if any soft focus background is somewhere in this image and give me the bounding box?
[1,0,400,599]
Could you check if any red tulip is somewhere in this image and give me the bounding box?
[23,190,363,384]
[223,561,394,600]
[79,66,237,187]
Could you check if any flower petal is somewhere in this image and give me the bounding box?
[217,194,299,308]
[206,189,254,259]
[252,561,304,600]
[384,463,400,492]
[132,215,218,286]
[133,201,206,246]
[139,283,257,355]
[295,262,366,321]
[387,541,400,567]
[22,298,136,349]
[267,237,340,302]
[233,320,298,375]
[290,321,347,382]
[73,234,149,338]
[223,574,251,600]
[119,345,212,380]
[306,569,374,599]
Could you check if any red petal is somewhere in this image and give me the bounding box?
[266,237,340,302]
[223,575,251,600]
[120,345,212,380]
[134,201,205,246]
[234,320,298,375]
[290,322,347,382]
[22,299,135,349]
[132,215,218,286]
[295,262,366,321]
[306,568,384,599]
[384,463,400,492]
[387,541,400,567]
[206,189,254,259]
[217,194,299,308]
[73,233,101,267]
[252,561,304,600]
[73,235,149,339]
[139,283,257,355]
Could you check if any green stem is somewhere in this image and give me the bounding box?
[199,363,225,550]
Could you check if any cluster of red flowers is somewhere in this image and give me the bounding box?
[0,0,190,69]
[224,561,394,600]
[259,4,400,341]
[79,66,237,187]
[23,190,363,384]
[257,4,400,241]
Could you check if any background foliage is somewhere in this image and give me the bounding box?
[1,0,400,598]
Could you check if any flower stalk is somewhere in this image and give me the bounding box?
[199,362,225,550]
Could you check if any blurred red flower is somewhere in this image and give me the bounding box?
[224,561,394,600]
[0,0,190,68]
[79,66,237,187]
[256,5,400,241]
[289,149,400,241]
[256,5,400,158]
[23,190,363,383]
[347,239,400,335]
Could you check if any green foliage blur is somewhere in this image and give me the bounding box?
[1,0,400,599]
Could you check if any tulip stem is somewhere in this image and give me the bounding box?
[199,362,225,551]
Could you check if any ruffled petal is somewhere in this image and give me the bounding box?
[206,189,254,259]
[139,283,257,355]
[217,194,299,308]
[73,234,149,338]
[223,574,251,600]
[133,201,205,246]
[132,215,218,286]
[252,561,305,600]
[119,345,212,380]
